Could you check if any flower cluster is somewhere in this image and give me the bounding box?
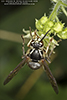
[23,14,67,55]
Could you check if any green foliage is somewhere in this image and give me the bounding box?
[0,0,67,100]
[23,0,67,54]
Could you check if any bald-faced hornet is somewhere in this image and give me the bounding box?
[3,27,58,94]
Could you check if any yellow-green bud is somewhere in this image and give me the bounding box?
[40,16,48,25]
[53,22,64,33]
[57,28,67,39]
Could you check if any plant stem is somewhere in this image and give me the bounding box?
[55,16,59,22]
[49,1,61,21]
[61,1,67,7]
[61,6,67,16]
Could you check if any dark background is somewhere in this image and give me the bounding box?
[0,0,67,100]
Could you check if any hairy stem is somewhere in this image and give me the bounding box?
[61,6,67,16]
[49,1,61,20]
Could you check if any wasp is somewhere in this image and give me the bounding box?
[3,27,58,94]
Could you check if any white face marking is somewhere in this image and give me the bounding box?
[38,38,41,41]
[35,38,37,41]
[40,42,42,45]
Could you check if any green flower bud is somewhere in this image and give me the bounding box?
[47,21,54,28]
[53,22,64,33]
[35,19,43,30]
[57,28,67,39]
[40,16,48,25]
